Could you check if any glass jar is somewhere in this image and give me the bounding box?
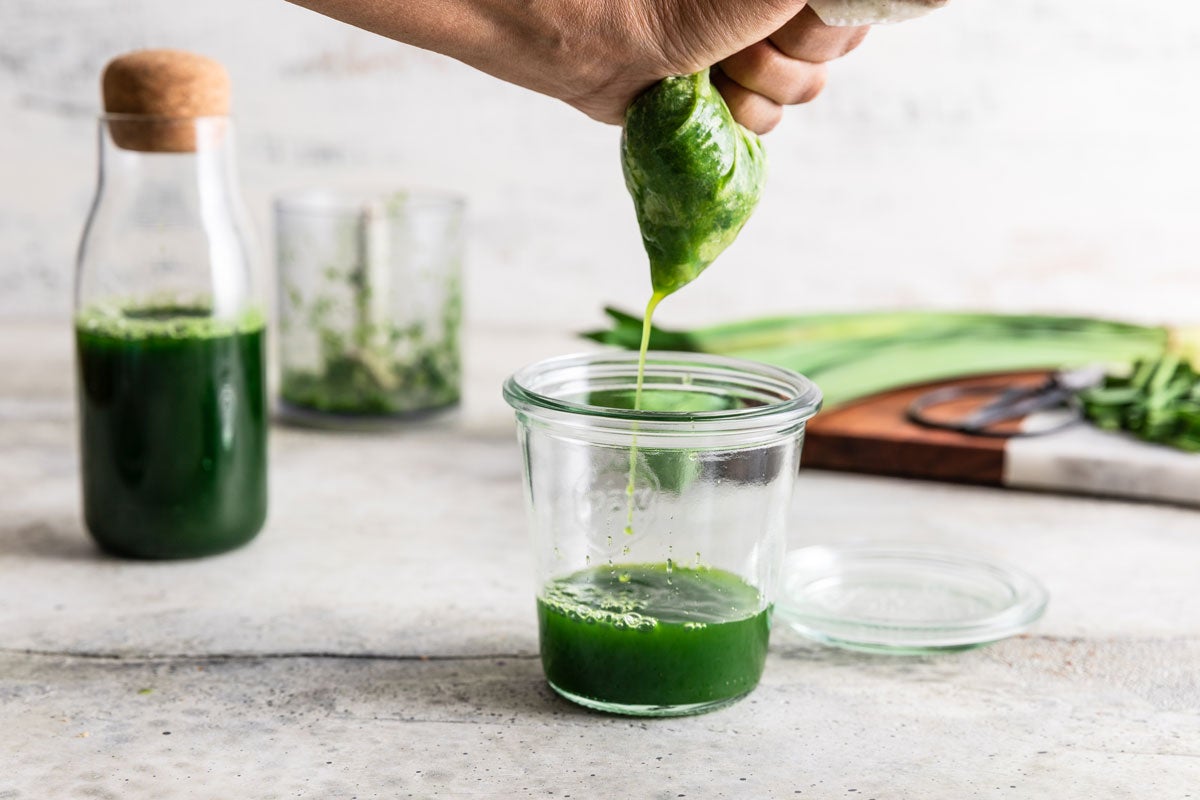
[504,351,822,716]
[74,115,267,558]
[274,189,464,427]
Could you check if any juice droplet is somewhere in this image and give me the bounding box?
[618,572,631,583]
[623,525,633,536]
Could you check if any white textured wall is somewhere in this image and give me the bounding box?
[2,0,1199,331]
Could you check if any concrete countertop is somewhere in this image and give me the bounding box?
[1,321,1197,797]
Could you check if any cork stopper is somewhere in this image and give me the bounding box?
[102,49,230,152]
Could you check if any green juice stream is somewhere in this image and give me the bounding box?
[75,305,268,558]
[624,290,665,534]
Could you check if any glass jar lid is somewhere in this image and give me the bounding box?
[777,545,1049,654]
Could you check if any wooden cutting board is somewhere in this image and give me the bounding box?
[802,372,1200,507]
[803,372,1045,486]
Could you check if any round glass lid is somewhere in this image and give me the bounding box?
[777,546,1049,654]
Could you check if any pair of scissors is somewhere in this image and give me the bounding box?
[907,367,1106,438]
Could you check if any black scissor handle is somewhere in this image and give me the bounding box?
[906,380,1083,438]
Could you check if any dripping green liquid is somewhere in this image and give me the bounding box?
[625,290,666,535]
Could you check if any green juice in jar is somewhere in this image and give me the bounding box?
[537,564,771,713]
[75,304,268,558]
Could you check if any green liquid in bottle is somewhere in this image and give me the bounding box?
[75,305,268,559]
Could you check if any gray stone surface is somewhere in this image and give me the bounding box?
[2,322,1198,796]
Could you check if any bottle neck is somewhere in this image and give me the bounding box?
[96,116,240,221]
[77,116,258,319]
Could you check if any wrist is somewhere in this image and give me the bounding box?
[288,0,668,123]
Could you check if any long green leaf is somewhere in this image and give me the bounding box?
[584,308,1171,407]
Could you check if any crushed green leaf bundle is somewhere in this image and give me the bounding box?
[621,70,766,298]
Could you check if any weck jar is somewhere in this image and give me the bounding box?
[504,351,821,716]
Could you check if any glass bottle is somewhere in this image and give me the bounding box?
[75,54,267,558]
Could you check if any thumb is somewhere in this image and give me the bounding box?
[658,0,809,71]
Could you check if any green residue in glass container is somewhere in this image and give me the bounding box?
[280,266,461,417]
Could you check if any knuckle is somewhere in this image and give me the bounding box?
[772,15,869,63]
[759,105,784,133]
[723,42,773,84]
[790,67,827,104]
[840,26,870,57]
[746,40,777,74]
[767,30,799,61]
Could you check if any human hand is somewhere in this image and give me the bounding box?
[712,5,870,133]
[289,0,868,134]
[573,1,869,134]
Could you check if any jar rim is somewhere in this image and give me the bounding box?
[503,351,822,433]
[273,187,466,218]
